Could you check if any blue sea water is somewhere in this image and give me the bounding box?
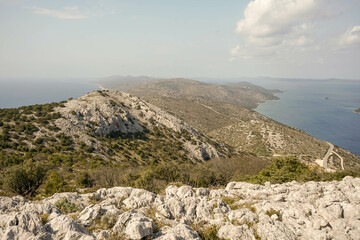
[0,79,99,108]
[252,79,360,156]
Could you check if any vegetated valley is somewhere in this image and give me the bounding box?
[1,79,360,239]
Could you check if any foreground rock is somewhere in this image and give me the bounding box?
[1,177,360,239]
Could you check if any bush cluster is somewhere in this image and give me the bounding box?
[4,162,46,196]
[248,157,360,184]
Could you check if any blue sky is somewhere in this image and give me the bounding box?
[0,0,360,79]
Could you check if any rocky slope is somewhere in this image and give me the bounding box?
[53,90,221,161]
[98,77,360,171]
[141,96,360,171]
[0,90,223,164]
[1,177,360,239]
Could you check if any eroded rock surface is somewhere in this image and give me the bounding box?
[1,177,360,239]
[54,90,221,161]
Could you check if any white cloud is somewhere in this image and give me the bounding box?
[340,26,360,47]
[231,0,339,60]
[230,44,277,60]
[32,6,88,20]
[236,0,318,39]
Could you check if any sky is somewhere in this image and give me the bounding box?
[0,0,360,80]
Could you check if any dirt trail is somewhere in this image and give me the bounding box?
[323,142,344,171]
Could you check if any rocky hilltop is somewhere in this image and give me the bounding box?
[53,90,221,161]
[1,177,360,239]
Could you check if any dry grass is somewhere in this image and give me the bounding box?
[40,213,50,225]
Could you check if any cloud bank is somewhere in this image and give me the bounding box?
[340,26,360,47]
[230,0,357,62]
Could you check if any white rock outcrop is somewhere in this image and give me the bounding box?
[53,90,221,161]
[1,177,360,239]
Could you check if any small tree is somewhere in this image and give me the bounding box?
[5,162,46,196]
[44,172,67,196]
[76,172,94,188]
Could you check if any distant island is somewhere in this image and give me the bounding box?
[355,108,360,114]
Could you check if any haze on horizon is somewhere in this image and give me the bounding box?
[0,0,360,80]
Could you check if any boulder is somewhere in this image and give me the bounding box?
[217,224,256,240]
[112,210,154,240]
[155,224,201,240]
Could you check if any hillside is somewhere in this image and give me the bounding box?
[1,90,360,240]
[355,108,360,114]
[98,76,281,109]
[125,95,360,172]
[1,89,359,199]
[0,90,224,163]
[98,77,360,171]
[1,177,360,239]
[1,90,247,196]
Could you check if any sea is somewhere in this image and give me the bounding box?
[251,78,360,156]
[0,79,99,109]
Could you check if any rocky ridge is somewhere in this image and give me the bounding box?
[52,90,221,161]
[1,177,360,239]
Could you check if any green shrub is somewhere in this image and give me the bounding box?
[248,157,312,184]
[44,172,73,196]
[55,198,79,213]
[4,162,46,196]
[40,214,50,224]
[193,225,219,240]
[76,172,94,188]
[247,157,360,185]
[265,208,281,218]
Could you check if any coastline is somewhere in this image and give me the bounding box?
[97,84,108,91]
[354,109,360,114]
[254,91,284,111]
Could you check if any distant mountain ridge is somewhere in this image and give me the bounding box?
[97,76,281,109]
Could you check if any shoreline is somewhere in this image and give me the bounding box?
[254,91,285,111]
[97,84,108,91]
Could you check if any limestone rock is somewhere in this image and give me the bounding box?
[78,204,104,227]
[112,210,154,240]
[46,212,93,239]
[1,178,360,239]
[53,91,221,161]
[155,224,201,240]
[217,224,255,240]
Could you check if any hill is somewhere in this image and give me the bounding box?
[1,90,272,196]
[98,77,360,172]
[98,76,281,109]
[143,96,360,170]
[355,108,360,114]
[1,89,359,199]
